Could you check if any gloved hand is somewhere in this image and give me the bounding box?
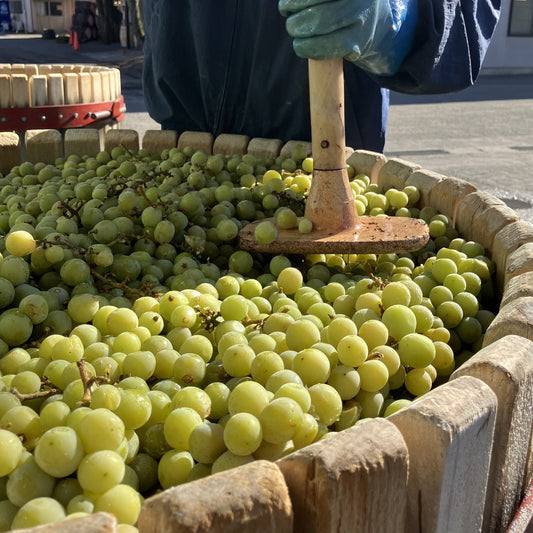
[278,0,418,76]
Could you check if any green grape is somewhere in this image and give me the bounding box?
[250,350,284,385]
[0,428,23,476]
[66,494,95,515]
[169,304,197,328]
[381,304,417,341]
[122,350,156,380]
[298,217,313,234]
[114,389,152,430]
[456,316,483,344]
[67,293,100,324]
[59,258,91,286]
[405,368,433,396]
[224,412,262,456]
[259,397,303,444]
[204,382,230,420]
[284,318,321,352]
[384,398,412,417]
[1,405,42,449]
[5,230,36,257]
[357,360,390,392]
[10,370,41,394]
[34,425,84,478]
[336,334,368,367]
[39,400,71,431]
[106,307,139,335]
[11,496,66,529]
[211,450,254,474]
[292,347,331,386]
[77,449,125,494]
[173,353,206,386]
[170,386,211,419]
[227,380,270,417]
[94,484,143,526]
[7,458,56,507]
[410,304,434,333]
[77,408,126,453]
[308,383,343,426]
[381,281,411,308]
[398,333,436,369]
[164,407,203,450]
[327,364,361,400]
[0,310,33,347]
[222,343,255,378]
[454,291,480,317]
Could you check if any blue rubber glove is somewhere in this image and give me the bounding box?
[278,0,418,76]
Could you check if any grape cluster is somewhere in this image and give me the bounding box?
[0,144,497,530]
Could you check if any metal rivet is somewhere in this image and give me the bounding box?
[39,115,46,122]
[21,116,27,122]
[58,114,63,120]
[0,117,6,123]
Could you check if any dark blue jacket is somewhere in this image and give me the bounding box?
[142,0,500,153]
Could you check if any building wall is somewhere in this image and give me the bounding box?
[482,0,533,72]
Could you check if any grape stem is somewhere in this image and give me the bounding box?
[76,358,111,407]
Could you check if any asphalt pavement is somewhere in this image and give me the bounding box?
[1,33,533,222]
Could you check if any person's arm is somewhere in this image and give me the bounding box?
[279,0,501,94]
[374,0,501,94]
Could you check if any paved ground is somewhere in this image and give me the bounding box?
[2,33,533,221]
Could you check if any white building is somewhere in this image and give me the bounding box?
[483,0,533,72]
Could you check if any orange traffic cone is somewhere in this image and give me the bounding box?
[73,31,80,51]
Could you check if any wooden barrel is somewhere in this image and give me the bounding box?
[1,129,532,533]
[0,63,125,132]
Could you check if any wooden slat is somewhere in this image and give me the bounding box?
[452,335,533,532]
[138,460,293,533]
[63,72,80,105]
[30,75,48,107]
[277,418,408,533]
[0,132,21,174]
[404,168,445,208]
[428,176,477,226]
[65,128,102,158]
[346,149,387,183]
[24,64,38,78]
[78,72,92,104]
[280,139,312,159]
[492,221,533,294]
[25,129,63,164]
[247,137,283,160]
[18,512,117,532]
[483,297,533,347]
[100,70,111,101]
[501,271,533,308]
[177,131,214,154]
[104,129,139,153]
[389,376,497,533]
[0,74,11,108]
[376,157,421,191]
[141,130,177,156]
[47,73,65,105]
[455,191,519,252]
[91,71,103,103]
[213,133,250,156]
[12,74,30,108]
[504,242,533,288]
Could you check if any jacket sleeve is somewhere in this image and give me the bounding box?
[370,0,501,94]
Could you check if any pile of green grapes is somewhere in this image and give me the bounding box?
[0,144,497,531]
